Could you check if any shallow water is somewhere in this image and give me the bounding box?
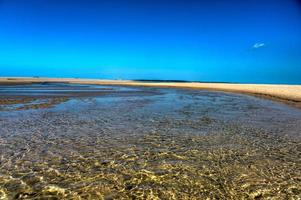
[0,84,301,199]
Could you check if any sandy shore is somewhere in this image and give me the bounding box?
[1,77,301,108]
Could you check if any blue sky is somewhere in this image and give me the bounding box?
[0,0,300,83]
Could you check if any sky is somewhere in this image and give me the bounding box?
[0,0,300,84]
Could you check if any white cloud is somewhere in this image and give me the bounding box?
[253,43,265,49]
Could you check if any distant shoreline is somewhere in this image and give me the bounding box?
[1,77,301,109]
[133,79,234,84]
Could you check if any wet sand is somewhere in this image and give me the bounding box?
[1,77,301,108]
[0,83,301,199]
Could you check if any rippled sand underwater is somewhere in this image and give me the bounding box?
[0,84,301,199]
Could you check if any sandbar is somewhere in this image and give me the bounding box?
[1,77,301,108]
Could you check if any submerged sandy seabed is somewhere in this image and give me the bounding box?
[1,77,301,108]
[0,83,301,199]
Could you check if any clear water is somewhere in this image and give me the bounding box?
[0,84,300,199]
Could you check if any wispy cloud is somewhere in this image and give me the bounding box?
[253,43,265,49]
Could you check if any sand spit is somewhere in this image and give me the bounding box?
[1,77,301,108]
